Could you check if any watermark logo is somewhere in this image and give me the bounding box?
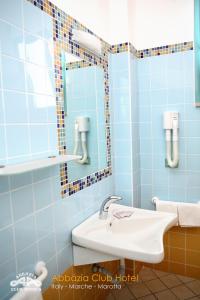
[10,272,41,293]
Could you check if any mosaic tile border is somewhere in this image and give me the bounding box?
[110,41,194,58]
[136,41,193,58]
[27,0,112,197]
[66,60,92,70]
[110,42,129,53]
[110,42,137,56]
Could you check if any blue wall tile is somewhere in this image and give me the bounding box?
[4,91,28,123]
[23,0,43,36]
[187,187,200,203]
[0,0,22,27]
[43,256,58,290]
[35,206,54,240]
[150,90,168,106]
[0,259,16,300]
[32,167,52,182]
[6,125,29,158]
[0,126,6,161]
[0,93,3,123]
[38,232,56,262]
[17,243,38,273]
[0,21,24,59]
[0,177,9,194]
[28,94,48,123]
[25,63,46,94]
[43,12,53,41]
[2,56,25,91]
[34,178,52,210]
[11,185,34,221]
[137,57,150,76]
[25,33,52,68]
[138,50,198,207]
[110,52,129,72]
[0,193,12,229]
[57,244,73,275]
[14,215,36,253]
[111,70,129,90]
[30,125,48,154]
[48,124,58,154]
[47,97,57,123]
[10,172,32,190]
[0,227,15,265]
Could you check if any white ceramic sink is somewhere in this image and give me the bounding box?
[72,204,178,263]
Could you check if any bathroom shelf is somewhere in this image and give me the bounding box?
[0,155,81,176]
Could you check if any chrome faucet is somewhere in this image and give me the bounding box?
[99,195,122,219]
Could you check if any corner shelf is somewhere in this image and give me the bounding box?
[0,155,81,176]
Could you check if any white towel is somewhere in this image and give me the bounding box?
[11,280,43,300]
[155,199,178,214]
[155,199,178,225]
[178,203,200,227]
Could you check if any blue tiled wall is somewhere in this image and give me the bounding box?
[109,52,140,207]
[0,167,113,299]
[0,0,57,166]
[0,1,114,299]
[110,49,197,210]
[138,51,198,209]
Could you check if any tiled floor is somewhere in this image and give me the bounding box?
[106,267,200,300]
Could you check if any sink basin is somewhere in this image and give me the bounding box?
[72,204,178,263]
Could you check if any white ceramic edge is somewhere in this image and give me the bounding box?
[72,207,178,264]
[0,155,81,175]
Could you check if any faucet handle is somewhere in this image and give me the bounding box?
[104,195,122,210]
[99,195,123,220]
[109,196,122,201]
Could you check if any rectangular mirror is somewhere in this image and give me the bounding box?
[64,52,107,182]
[195,0,200,106]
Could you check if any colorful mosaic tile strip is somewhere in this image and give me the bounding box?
[136,41,193,58]
[27,0,112,197]
[110,41,194,58]
[110,42,137,56]
[110,42,129,54]
[66,60,92,70]
[66,167,111,196]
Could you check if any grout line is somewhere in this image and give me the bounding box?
[1,122,57,125]
[0,199,56,232]
[0,229,59,272]
[0,174,59,196]
[0,88,55,97]
[184,282,200,297]
[0,16,52,43]
[1,52,54,73]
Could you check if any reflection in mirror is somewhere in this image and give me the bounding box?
[194,0,200,105]
[64,52,107,182]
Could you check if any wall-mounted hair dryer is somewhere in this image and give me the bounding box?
[73,116,89,164]
[163,112,179,168]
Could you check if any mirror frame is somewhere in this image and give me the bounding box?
[194,0,200,106]
[64,57,108,183]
